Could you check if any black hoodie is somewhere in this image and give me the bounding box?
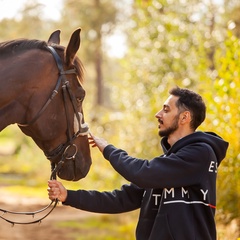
[63,131,228,240]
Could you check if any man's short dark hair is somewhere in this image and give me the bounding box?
[169,87,206,130]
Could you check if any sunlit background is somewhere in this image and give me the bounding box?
[0,0,239,239]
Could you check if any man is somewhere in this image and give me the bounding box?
[48,87,228,240]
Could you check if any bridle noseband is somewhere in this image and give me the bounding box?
[0,46,89,225]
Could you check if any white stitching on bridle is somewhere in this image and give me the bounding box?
[74,112,89,136]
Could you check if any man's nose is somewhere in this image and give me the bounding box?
[155,110,162,118]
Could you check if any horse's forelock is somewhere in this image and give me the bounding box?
[74,57,84,84]
[48,44,84,84]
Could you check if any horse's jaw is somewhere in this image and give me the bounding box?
[45,130,92,181]
[56,140,92,181]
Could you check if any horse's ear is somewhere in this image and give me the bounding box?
[47,30,61,45]
[65,28,81,66]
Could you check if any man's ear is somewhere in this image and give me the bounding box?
[180,111,191,123]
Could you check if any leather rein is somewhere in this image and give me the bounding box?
[0,46,89,225]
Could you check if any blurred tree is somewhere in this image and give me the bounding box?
[223,0,240,38]
[0,0,55,40]
[209,31,240,225]
[60,0,119,106]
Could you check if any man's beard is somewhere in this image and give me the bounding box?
[159,115,179,137]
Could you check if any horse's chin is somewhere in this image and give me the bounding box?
[57,157,92,181]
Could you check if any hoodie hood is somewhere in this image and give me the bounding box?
[161,131,229,165]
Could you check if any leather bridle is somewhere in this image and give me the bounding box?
[0,46,89,225]
[19,45,89,178]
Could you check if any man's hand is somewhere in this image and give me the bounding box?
[88,132,109,152]
[48,180,67,202]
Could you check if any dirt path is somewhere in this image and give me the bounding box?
[0,194,95,240]
[0,193,239,240]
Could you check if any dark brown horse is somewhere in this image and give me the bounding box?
[0,29,91,181]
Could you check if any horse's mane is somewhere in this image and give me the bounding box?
[0,39,47,54]
[0,39,84,83]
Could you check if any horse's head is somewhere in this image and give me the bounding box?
[18,29,92,181]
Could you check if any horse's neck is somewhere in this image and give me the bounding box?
[0,102,26,131]
[0,51,48,131]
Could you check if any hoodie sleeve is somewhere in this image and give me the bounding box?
[103,143,215,189]
[63,183,144,213]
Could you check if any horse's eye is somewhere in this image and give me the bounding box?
[77,97,83,103]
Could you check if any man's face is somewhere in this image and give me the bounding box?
[155,95,181,137]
